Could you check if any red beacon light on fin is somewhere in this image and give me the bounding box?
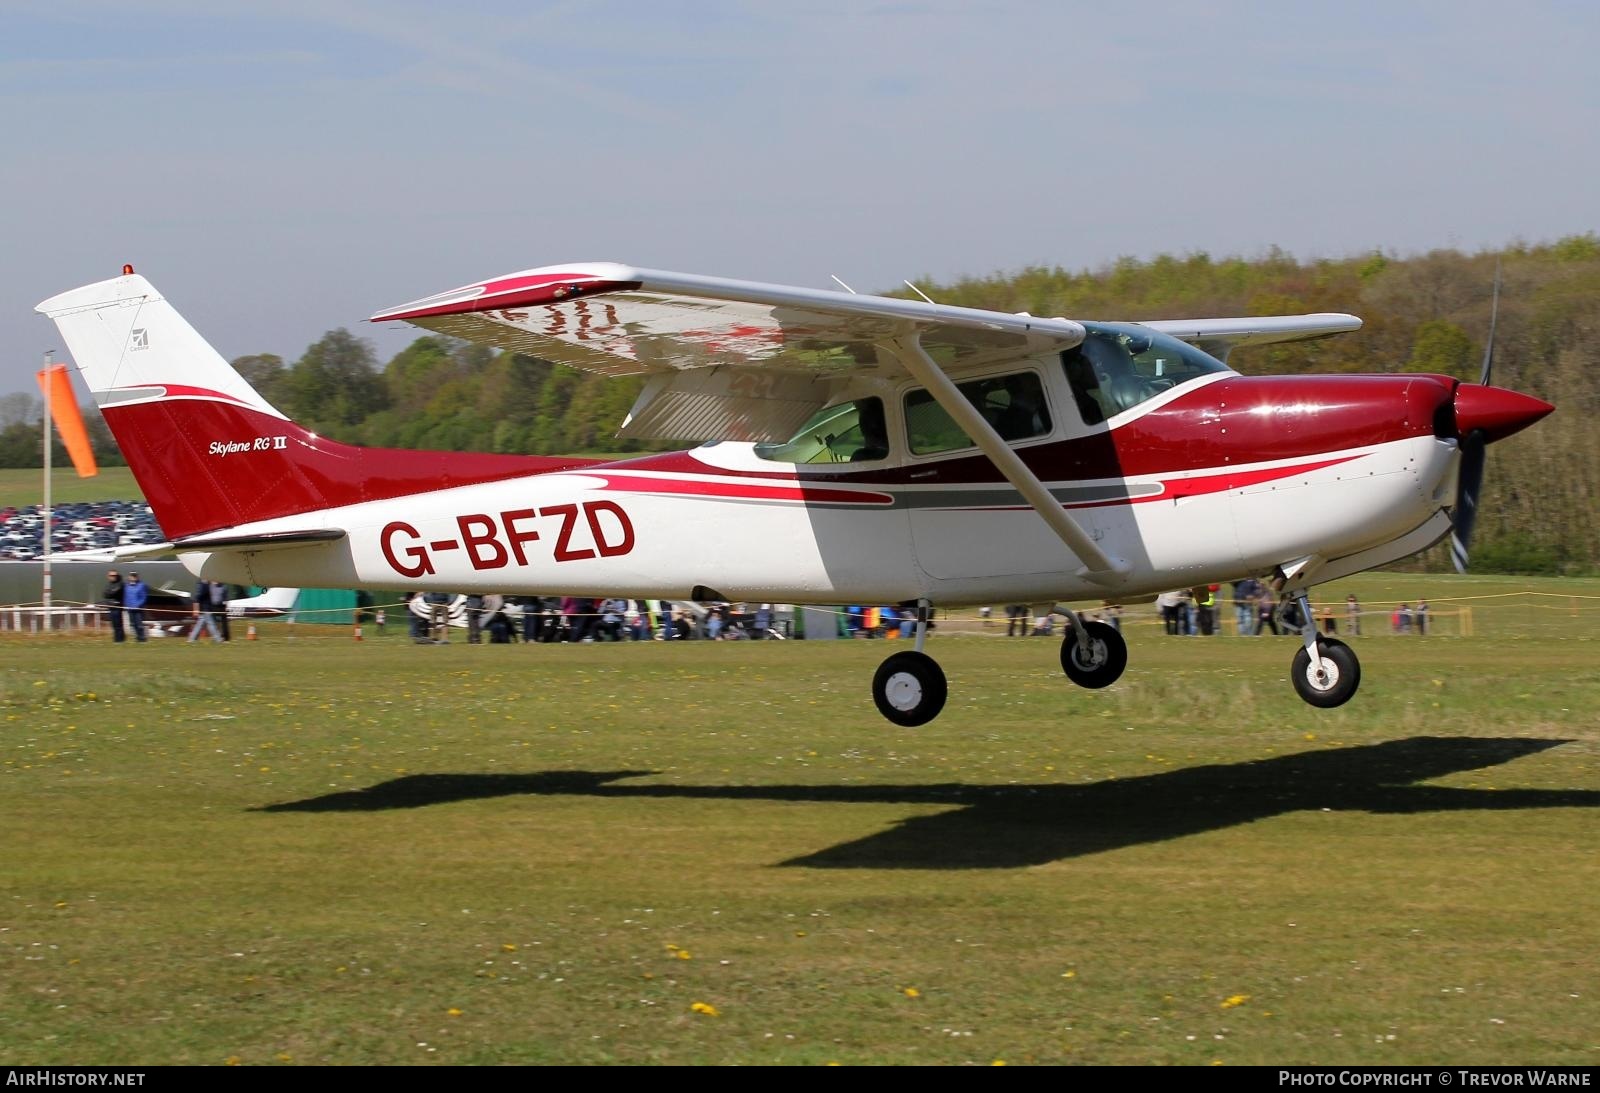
[122,264,135,275]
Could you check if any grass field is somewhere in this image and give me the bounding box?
[0,467,144,508]
[2,572,1597,1066]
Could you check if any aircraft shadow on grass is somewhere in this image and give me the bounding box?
[256,736,1598,869]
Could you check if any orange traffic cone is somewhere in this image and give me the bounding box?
[246,622,257,641]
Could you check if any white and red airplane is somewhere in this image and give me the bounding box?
[38,263,1551,725]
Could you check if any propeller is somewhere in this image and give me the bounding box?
[1449,428,1486,573]
[1448,263,1499,573]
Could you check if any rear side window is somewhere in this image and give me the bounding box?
[753,397,889,463]
[903,371,1052,455]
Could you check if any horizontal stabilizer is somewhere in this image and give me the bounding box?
[44,542,177,563]
[171,529,347,552]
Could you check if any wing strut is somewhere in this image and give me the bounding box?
[888,334,1130,584]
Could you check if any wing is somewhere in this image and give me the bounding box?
[373,264,1085,442]
[1141,314,1362,362]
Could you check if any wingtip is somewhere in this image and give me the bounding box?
[372,263,642,324]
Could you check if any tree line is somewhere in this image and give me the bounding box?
[2,235,1595,572]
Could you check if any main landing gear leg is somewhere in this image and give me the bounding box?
[1053,605,1128,689]
[872,599,947,726]
[1287,591,1361,708]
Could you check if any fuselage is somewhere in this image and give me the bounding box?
[181,367,1466,606]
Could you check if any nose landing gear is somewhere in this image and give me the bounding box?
[1285,591,1361,707]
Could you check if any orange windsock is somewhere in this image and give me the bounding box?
[35,364,98,478]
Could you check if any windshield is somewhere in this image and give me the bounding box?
[1061,322,1229,425]
[753,397,888,463]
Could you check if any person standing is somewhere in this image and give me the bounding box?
[187,578,223,643]
[1233,579,1258,636]
[1345,594,1361,636]
[1195,585,1218,636]
[1255,590,1279,636]
[102,569,126,642]
[123,571,149,642]
[1415,597,1429,636]
[210,580,231,641]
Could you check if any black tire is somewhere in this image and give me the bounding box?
[1059,620,1128,689]
[1291,637,1361,708]
[872,651,948,727]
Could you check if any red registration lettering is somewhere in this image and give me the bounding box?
[584,500,635,558]
[500,508,541,566]
[380,521,434,579]
[457,513,509,570]
[540,504,595,562]
[381,502,634,576]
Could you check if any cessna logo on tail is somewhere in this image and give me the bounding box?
[130,328,149,351]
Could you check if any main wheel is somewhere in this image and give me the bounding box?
[1059,620,1128,688]
[872,651,948,727]
[1290,637,1361,708]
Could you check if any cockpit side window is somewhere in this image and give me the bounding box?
[753,397,888,464]
[1061,323,1229,424]
[903,370,1052,455]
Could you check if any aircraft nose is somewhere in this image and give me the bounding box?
[1452,383,1553,443]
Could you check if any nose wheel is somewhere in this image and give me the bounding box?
[872,651,948,726]
[1290,634,1361,708]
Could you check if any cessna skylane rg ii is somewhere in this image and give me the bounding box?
[38,263,1551,725]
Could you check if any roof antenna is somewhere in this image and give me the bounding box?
[903,279,937,305]
[829,275,857,294]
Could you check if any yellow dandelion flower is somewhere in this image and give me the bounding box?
[992,1060,1007,1066]
[1220,994,1250,1009]
[690,1001,719,1017]
[224,1056,241,1067]
[447,1008,463,1017]
[676,950,692,960]
[1061,969,1077,979]
[902,987,920,998]
[502,943,518,953]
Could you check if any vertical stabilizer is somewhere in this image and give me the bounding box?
[36,272,285,419]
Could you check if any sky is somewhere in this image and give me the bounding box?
[3,0,1597,398]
